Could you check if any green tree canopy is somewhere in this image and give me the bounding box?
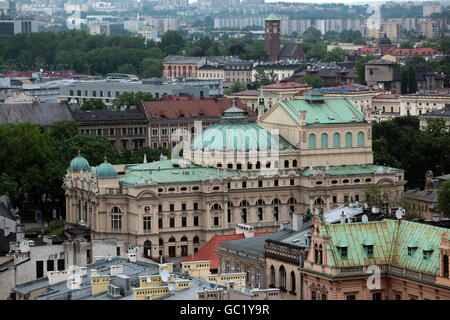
[80,99,106,111]
[113,91,155,109]
[437,180,450,218]
[302,74,325,88]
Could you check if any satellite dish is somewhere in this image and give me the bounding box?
[168,283,175,292]
[361,214,369,223]
[395,208,405,220]
[160,269,170,283]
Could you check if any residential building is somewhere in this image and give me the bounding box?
[419,105,450,131]
[73,109,149,151]
[139,97,255,149]
[418,20,441,39]
[423,2,443,17]
[88,21,110,36]
[162,56,205,79]
[294,68,357,87]
[0,195,19,256]
[300,216,450,300]
[364,59,402,93]
[400,94,450,117]
[0,17,37,35]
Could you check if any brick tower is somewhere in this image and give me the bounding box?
[265,13,281,62]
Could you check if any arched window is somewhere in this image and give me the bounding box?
[180,236,187,242]
[279,265,286,290]
[240,200,249,207]
[211,203,222,210]
[227,163,233,169]
[159,238,164,246]
[444,254,449,278]
[247,162,253,170]
[237,163,242,170]
[308,133,316,148]
[314,243,319,263]
[357,131,365,147]
[284,160,289,168]
[333,133,340,148]
[270,266,275,287]
[321,133,328,148]
[111,206,121,213]
[345,132,352,147]
[168,236,176,243]
[256,161,261,169]
[290,271,296,293]
[292,160,298,167]
[193,236,200,244]
[318,244,323,264]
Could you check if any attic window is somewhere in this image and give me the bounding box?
[423,250,432,260]
[340,247,348,259]
[407,247,416,257]
[364,245,374,257]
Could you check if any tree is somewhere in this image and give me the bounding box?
[117,63,136,74]
[113,91,155,109]
[254,68,278,87]
[364,185,383,209]
[228,82,247,93]
[437,180,450,218]
[159,31,185,55]
[47,120,79,141]
[80,99,106,111]
[355,55,374,84]
[302,74,325,88]
[323,47,347,62]
[0,173,19,202]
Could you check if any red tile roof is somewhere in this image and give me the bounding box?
[388,48,443,56]
[229,90,258,97]
[139,97,255,120]
[181,232,272,271]
[263,81,310,89]
[373,93,400,99]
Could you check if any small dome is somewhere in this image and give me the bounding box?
[96,159,118,179]
[70,152,91,171]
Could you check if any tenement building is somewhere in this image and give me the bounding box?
[300,216,450,300]
[63,92,404,261]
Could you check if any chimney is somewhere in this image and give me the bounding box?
[292,213,304,231]
[340,211,346,224]
[110,265,124,276]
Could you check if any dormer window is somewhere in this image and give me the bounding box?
[362,236,374,257]
[336,239,348,259]
[340,247,348,259]
[423,250,432,260]
[364,245,374,257]
[407,247,416,257]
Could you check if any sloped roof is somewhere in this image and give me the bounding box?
[277,98,365,125]
[263,81,310,90]
[266,13,280,21]
[278,44,304,59]
[181,232,272,270]
[73,109,147,123]
[140,98,255,121]
[301,164,401,177]
[0,102,73,125]
[322,219,448,274]
[228,90,258,97]
[218,230,294,258]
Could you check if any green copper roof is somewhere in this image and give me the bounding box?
[120,161,239,185]
[69,155,90,172]
[322,220,447,274]
[192,123,295,152]
[259,88,265,99]
[301,164,401,177]
[279,98,365,125]
[266,13,280,21]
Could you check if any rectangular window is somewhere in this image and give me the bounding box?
[47,260,54,272]
[170,217,175,228]
[36,260,44,279]
[181,203,187,211]
[346,295,356,300]
[57,259,65,271]
[290,179,294,186]
[258,180,263,188]
[143,217,151,232]
[194,216,199,226]
[214,216,219,226]
[274,180,279,187]
[116,247,121,256]
[333,196,337,203]
[158,218,163,229]
[158,204,163,213]
[162,128,168,135]
[182,217,187,227]
[170,204,175,212]
[366,245,374,257]
[111,215,122,231]
[373,293,382,300]
[193,203,199,210]
[242,181,247,189]
[340,247,348,259]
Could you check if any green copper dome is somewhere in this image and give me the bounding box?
[96,159,118,178]
[192,106,293,152]
[69,152,91,171]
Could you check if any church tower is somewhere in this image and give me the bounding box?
[257,87,266,120]
[265,13,281,62]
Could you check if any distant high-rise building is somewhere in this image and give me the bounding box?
[0,0,15,18]
[423,1,443,17]
[418,20,441,39]
[265,13,281,62]
[0,18,38,35]
[242,0,265,4]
